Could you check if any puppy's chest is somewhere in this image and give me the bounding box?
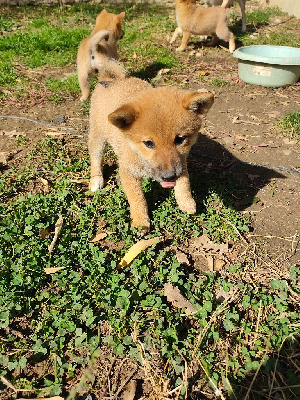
[176,4,195,26]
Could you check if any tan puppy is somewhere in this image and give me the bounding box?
[77,9,126,101]
[88,77,214,232]
[170,0,235,52]
[203,0,247,32]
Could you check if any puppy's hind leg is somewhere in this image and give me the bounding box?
[88,128,106,192]
[215,25,235,53]
[78,69,91,102]
[170,26,182,44]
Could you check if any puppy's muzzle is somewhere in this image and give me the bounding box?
[159,169,182,189]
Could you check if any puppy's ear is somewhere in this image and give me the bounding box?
[108,104,139,130]
[183,92,214,115]
[118,11,125,21]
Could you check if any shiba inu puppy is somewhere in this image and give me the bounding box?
[170,0,235,53]
[77,9,126,101]
[88,77,214,232]
[203,0,247,32]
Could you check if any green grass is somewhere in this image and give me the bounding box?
[277,110,300,142]
[246,7,283,26]
[1,137,299,399]
[0,3,300,399]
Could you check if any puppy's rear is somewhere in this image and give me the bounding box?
[77,9,126,101]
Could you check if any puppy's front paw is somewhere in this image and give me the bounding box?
[89,176,104,192]
[178,198,196,214]
[131,218,150,235]
[176,47,184,52]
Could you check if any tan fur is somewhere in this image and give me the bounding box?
[204,0,247,32]
[88,77,214,232]
[170,0,235,52]
[77,9,126,101]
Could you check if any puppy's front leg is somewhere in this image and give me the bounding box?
[119,169,150,231]
[174,168,196,214]
[176,31,191,51]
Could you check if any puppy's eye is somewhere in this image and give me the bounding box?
[174,135,187,145]
[143,140,155,149]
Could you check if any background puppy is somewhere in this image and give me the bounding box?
[77,9,126,101]
[203,0,247,32]
[88,77,214,232]
[170,0,235,52]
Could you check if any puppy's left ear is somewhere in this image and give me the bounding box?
[108,104,139,130]
[183,92,214,115]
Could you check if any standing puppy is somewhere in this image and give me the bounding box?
[203,0,247,32]
[170,0,235,52]
[88,77,214,232]
[77,9,126,101]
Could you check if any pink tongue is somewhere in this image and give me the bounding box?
[160,181,176,189]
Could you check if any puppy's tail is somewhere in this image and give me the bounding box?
[101,59,127,80]
[88,29,110,53]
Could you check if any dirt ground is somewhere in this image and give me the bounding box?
[1,1,299,270]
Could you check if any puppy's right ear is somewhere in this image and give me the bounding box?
[118,11,126,21]
[108,104,139,130]
[183,92,214,115]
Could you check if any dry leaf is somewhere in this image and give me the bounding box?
[40,177,50,193]
[45,131,65,137]
[48,215,63,253]
[18,397,64,400]
[44,267,66,274]
[39,228,51,239]
[121,380,137,400]
[70,179,89,185]
[206,256,214,271]
[175,250,189,265]
[2,129,20,137]
[0,376,16,391]
[118,237,162,268]
[0,152,9,164]
[90,232,107,242]
[197,70,209,76]
[191,234,229,255]
[164,283,196,315]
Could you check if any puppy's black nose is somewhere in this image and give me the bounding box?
[162,174,177,182]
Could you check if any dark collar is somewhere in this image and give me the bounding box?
[99,81,112,88]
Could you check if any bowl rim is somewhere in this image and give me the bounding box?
[233,45,300,66]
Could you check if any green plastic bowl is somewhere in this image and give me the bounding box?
[233,45,300,87]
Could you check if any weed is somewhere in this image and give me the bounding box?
[0,16,18,32]
[246,7,283,27]
[211,77,228,87]
[45,76,81,97]
[277,110,300,142]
